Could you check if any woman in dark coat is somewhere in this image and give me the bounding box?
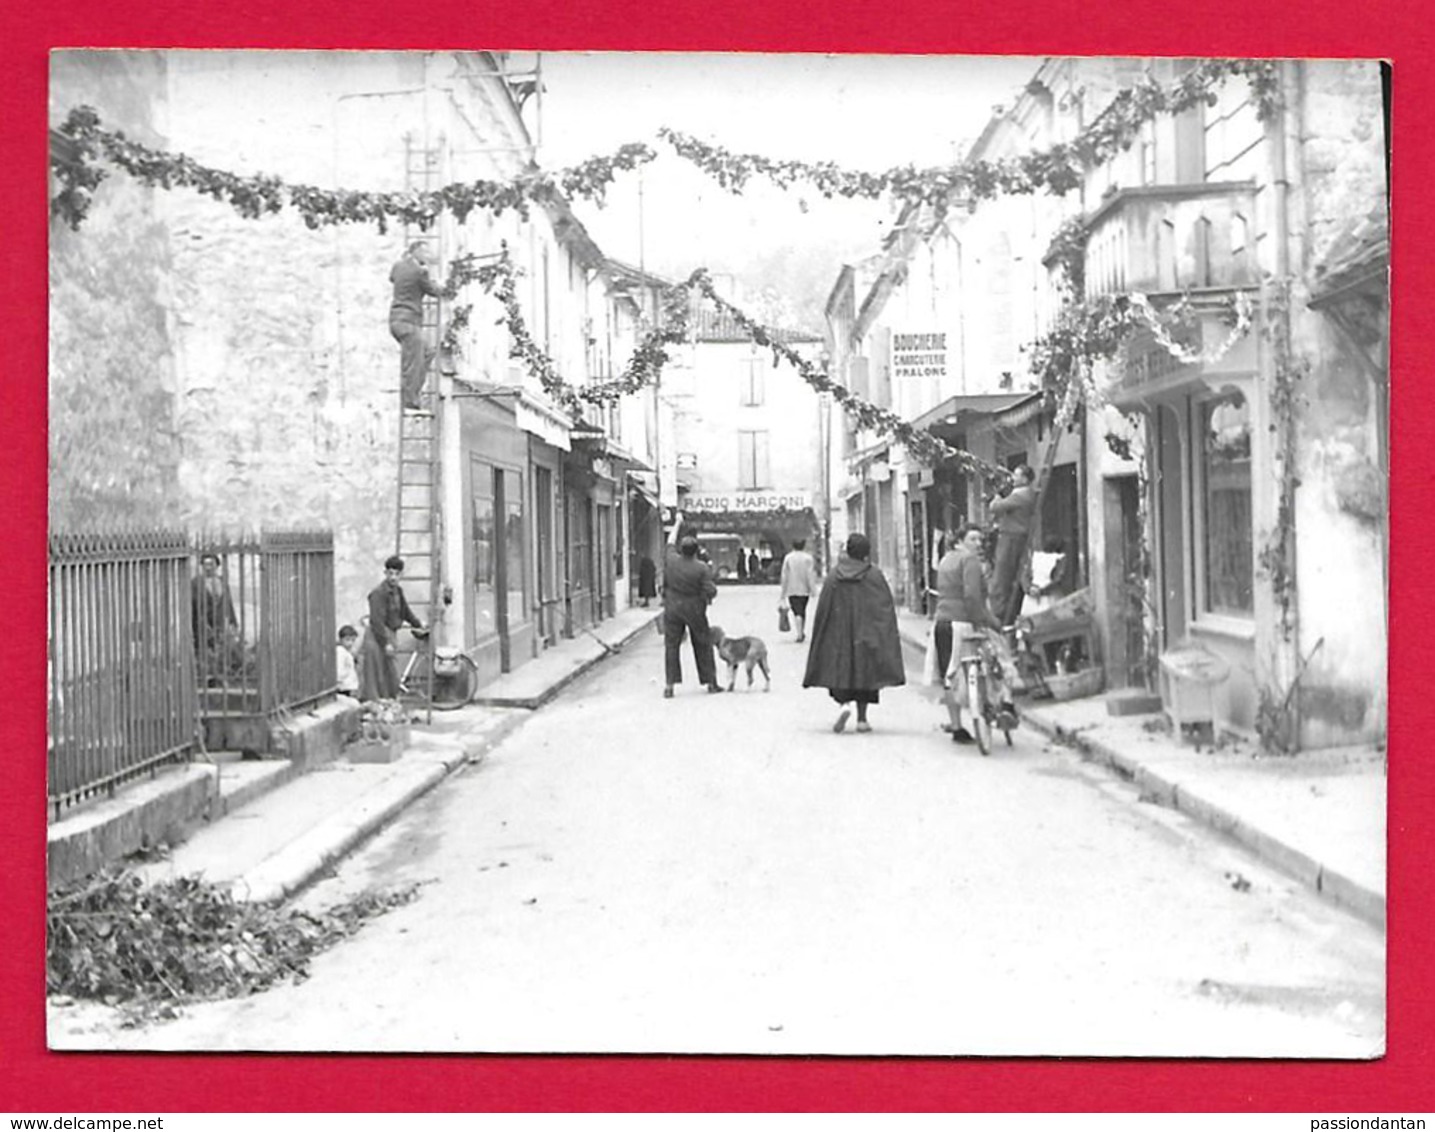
[802,532,906,733]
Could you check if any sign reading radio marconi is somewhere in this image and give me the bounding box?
[685,492,812,513]
[891,331,949,381]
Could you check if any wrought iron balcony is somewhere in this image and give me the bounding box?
[1083,182,1258,299]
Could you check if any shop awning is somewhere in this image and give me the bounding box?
[513,391,573,451]
[910,392,1038,434]
[988,392,1048,430]
[572,431,654,473]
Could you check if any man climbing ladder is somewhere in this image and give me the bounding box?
[389,240,443,411]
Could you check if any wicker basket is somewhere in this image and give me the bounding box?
[1044,666,1104,701]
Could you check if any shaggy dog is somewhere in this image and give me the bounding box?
[708,625,771,692]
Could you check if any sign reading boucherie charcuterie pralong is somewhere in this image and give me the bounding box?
[892,331,948,381]
[685,492,811,513]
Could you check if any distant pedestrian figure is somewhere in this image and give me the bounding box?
[389,241,443,411]
[360,555,425,701]
[748,548,761,580]
[779,537,818,643]
[637,554,658,607]
[802,532,905,733]
[662,523,722,698]
[989,463,1038,625]
[736,545,749,581]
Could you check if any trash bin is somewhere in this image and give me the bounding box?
[1158,643,1231,744]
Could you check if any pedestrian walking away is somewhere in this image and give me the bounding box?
[779,537,818,642]
[661,515,723,697]
[359,554,425,701]
[932,524,1004,744]
[988,463,1038,626]
[389,240,443,411]
[802,532,905,733]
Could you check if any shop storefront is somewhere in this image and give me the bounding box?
[680,491,821,583]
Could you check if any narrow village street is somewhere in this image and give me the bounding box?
[89,584,1382,1058]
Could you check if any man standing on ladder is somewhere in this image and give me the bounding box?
[389,240,442,411]
[989,463,1038,627]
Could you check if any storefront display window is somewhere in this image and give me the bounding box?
[1200,391,1253,616]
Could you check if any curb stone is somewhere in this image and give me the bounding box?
[1024,709,1385,927]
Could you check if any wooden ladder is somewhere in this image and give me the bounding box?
[394,135,445,716]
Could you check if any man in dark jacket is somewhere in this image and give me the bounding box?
[802,532,906,733]
[360,554,425,701]
[390,241,443,410]
[989,463,1038,625]
[662,530,722,698]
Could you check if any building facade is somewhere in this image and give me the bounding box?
[667,297,825,580]
[49,50,665,692]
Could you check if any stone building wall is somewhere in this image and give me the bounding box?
[1287,60,1389,747]
[49,51,182,530]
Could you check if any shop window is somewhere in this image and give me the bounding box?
[502,473,526,632]
[471,461,496,639]
[1198,392,1254,617]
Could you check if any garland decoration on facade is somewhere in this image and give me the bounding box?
[1256,282,1304,645]
[1130,291,1255,365]
[434,244,695,415]
[1043,213,1090,296]
[658,59,1279,209]
[49,105,658,232]
[1026,290,1254,414]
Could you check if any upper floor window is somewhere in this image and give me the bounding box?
[1139,120,1158,185]
[1203,82,1262,182]
[738,430,771,490]
[740,356,765,406]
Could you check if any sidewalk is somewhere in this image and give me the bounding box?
[57,606,660,904]
[895,608,1386,926]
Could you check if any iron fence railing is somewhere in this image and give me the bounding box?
[49,532,199,814]
[49,529,339,815]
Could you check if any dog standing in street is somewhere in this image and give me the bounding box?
[709,626,771,692]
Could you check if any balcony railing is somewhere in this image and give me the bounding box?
[1083,182,1258,300]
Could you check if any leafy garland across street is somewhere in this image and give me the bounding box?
[434,245,1012,481]
[49,60,1278,232]
[50,104,661,233]
[685,272,1011,482]
[49,58,1267,481]
[649,58,1276,206]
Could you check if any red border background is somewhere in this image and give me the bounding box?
[3,0,1427,1113]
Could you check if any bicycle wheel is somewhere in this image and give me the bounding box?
[967,665,992,756]
[403,650,479,710]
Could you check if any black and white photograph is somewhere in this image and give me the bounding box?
[45,50,1388,1057]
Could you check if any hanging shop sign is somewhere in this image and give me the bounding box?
[891,331,949,383]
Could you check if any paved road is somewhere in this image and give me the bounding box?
[82,584,1384,1056]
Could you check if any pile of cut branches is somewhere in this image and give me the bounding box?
[47,870,420,1022]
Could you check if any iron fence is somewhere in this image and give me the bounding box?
[49,529,338,815]
[49,532,199,814]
